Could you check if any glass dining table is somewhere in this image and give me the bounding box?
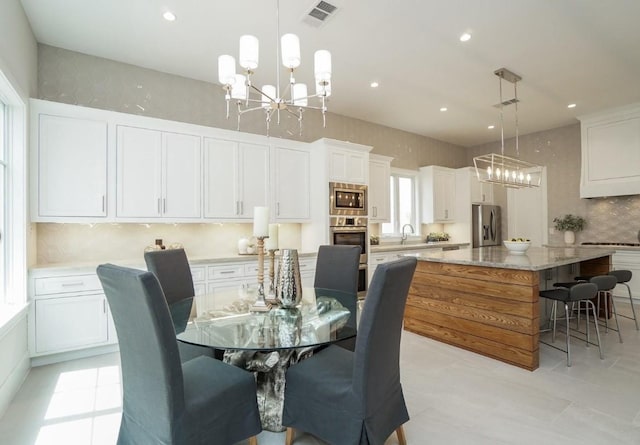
[173,287,357,432]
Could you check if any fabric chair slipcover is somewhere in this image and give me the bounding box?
[97,264,261,445]
[283,257,417,445]
[144,249,218,362]
[314,245,361,351]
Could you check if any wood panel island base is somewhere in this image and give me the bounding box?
[403,247,614,371]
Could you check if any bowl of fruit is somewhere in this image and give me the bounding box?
[503,238,531,255]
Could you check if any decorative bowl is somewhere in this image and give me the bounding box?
[503,240,531,255]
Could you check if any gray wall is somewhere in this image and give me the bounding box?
[0,0,37,419]
[468,123,640,245]
[38,44,467,170]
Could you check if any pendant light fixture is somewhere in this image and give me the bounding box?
[474,68,543,188]
[217,0,332,135]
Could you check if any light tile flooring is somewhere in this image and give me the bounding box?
[2,301,640,445]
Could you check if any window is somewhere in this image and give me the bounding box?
[0,69,27,314]
[381,169,418,235]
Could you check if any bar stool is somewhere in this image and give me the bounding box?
[540,282,601,367]
[607,270,638,330]
[589,275,623,342]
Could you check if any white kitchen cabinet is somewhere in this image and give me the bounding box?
[420,166,456,223]
[612,251,640,299]
[116,126,201,219]
[310,138,371,184]
[203,138,269,219]
[470,171,494,204]
[29,272,117,360]
[35,113,108,219]
[579,103,640,198]
[368,155,392,222]
[272,145,311,221]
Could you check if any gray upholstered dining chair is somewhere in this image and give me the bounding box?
[97,263,261,445]
[314,245,361,351]
[283,256,417,445]
[144,248,219,362]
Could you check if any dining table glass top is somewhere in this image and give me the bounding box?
[174,287,357,351]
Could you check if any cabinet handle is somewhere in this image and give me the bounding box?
[61,281,84,287]
[163,198,167,214]
[103,299,107,313]
[482,194,485,202]
[235,201,239,215]
[277,202,280,216]
[445,209,448,219]
[241,201,244,215]
[157,198,161,214]
[101,195,105,213]
[220,270,235,275]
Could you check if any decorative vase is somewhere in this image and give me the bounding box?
[564,230,575,245]
[276,249,302,308]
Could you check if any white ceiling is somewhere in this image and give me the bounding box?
[20,0,640,147]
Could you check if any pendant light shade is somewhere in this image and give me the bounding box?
[231,74,247,100]
[281,33,301,68]
[293,83,308,106]
[314,50,332,82]
[239,35,259,70]
[218,55,236,86]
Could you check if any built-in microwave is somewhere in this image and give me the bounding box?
[329,182,367,217]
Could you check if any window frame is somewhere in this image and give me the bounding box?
[382,168,420,237]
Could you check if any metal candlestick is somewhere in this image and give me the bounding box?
[250,237,271,312]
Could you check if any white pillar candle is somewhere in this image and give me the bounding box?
[253,207,269,237]
[265,224,279,250]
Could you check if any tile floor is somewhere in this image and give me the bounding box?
[1,302,640,444]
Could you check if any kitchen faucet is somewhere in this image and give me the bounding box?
[401,224,415,245]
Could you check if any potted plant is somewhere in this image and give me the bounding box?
[553,214,586,245]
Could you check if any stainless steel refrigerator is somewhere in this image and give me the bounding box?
[472,204,501,247]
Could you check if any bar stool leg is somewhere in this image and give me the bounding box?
[588,300,604,360]
[623,282,639,330]
[552,301,557,343]
[609,291,623,343]
[564,302,571,367]
[584,300,590,347]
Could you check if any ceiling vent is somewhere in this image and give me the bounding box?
[302,0,339,27]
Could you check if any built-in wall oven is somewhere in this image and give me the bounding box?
[329,216,368,298]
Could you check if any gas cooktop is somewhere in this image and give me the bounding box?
[582,242,640,247]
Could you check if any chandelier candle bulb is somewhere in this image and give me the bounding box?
[253,207,269,237]
[239,35,259,70]
[265,224,279,251]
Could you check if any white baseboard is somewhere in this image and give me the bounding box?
[0,351,30,419]
[31,344,119,367]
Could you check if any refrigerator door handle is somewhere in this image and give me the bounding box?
[490,209,497,241]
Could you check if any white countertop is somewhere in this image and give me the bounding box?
[407,246,616,271]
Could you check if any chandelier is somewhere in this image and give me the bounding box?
[473,68,543,188]
[217,0,332,135]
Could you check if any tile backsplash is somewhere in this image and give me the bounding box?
[579,195,640,243]
[36,223,302,265]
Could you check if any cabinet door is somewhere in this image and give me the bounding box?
[239,143,269,218]
[203,138,239,218]
[329,148,368,184]
[117,126,163,217]
[470,174,494,204]
[369,159,390,221]
[35,294,108,353]
[163,132,201,218]
[38,114,108,217]
[435,170,456,221]
[273,146,310,220]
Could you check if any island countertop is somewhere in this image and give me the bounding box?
[405,246,616,271]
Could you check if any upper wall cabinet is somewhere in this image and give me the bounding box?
[116,126,201,219]
[313,138,371,184]
[272,145,311,221]
[420,165,456,223]
[369,154,392,222]
[203,138,269,220]
[579,103,640,198]
[469,169,494,204]
[32,104,108,220]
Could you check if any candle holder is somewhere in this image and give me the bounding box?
[267,249,278,303]
[250,237,272,312]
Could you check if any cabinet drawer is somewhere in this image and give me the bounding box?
[35,274,102,296]
[244,262,261,277]
[207,264,245,281]
[370,254,391,264]
[190,266,206,282]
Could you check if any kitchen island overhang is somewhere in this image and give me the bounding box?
[404,246,615,371]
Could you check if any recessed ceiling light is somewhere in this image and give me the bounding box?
[459,32,472,42]
[488,125,495,129]
[163,11,176,21]
[567,103,577,109]
[370,82,379,88]
[440,107,448,112]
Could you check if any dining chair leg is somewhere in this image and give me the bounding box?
[248,436,258,445]
[285,427,295,445]
[623,282,639,330]
[396,425,407,445]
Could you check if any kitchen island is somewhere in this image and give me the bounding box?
[404,246,615,371]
